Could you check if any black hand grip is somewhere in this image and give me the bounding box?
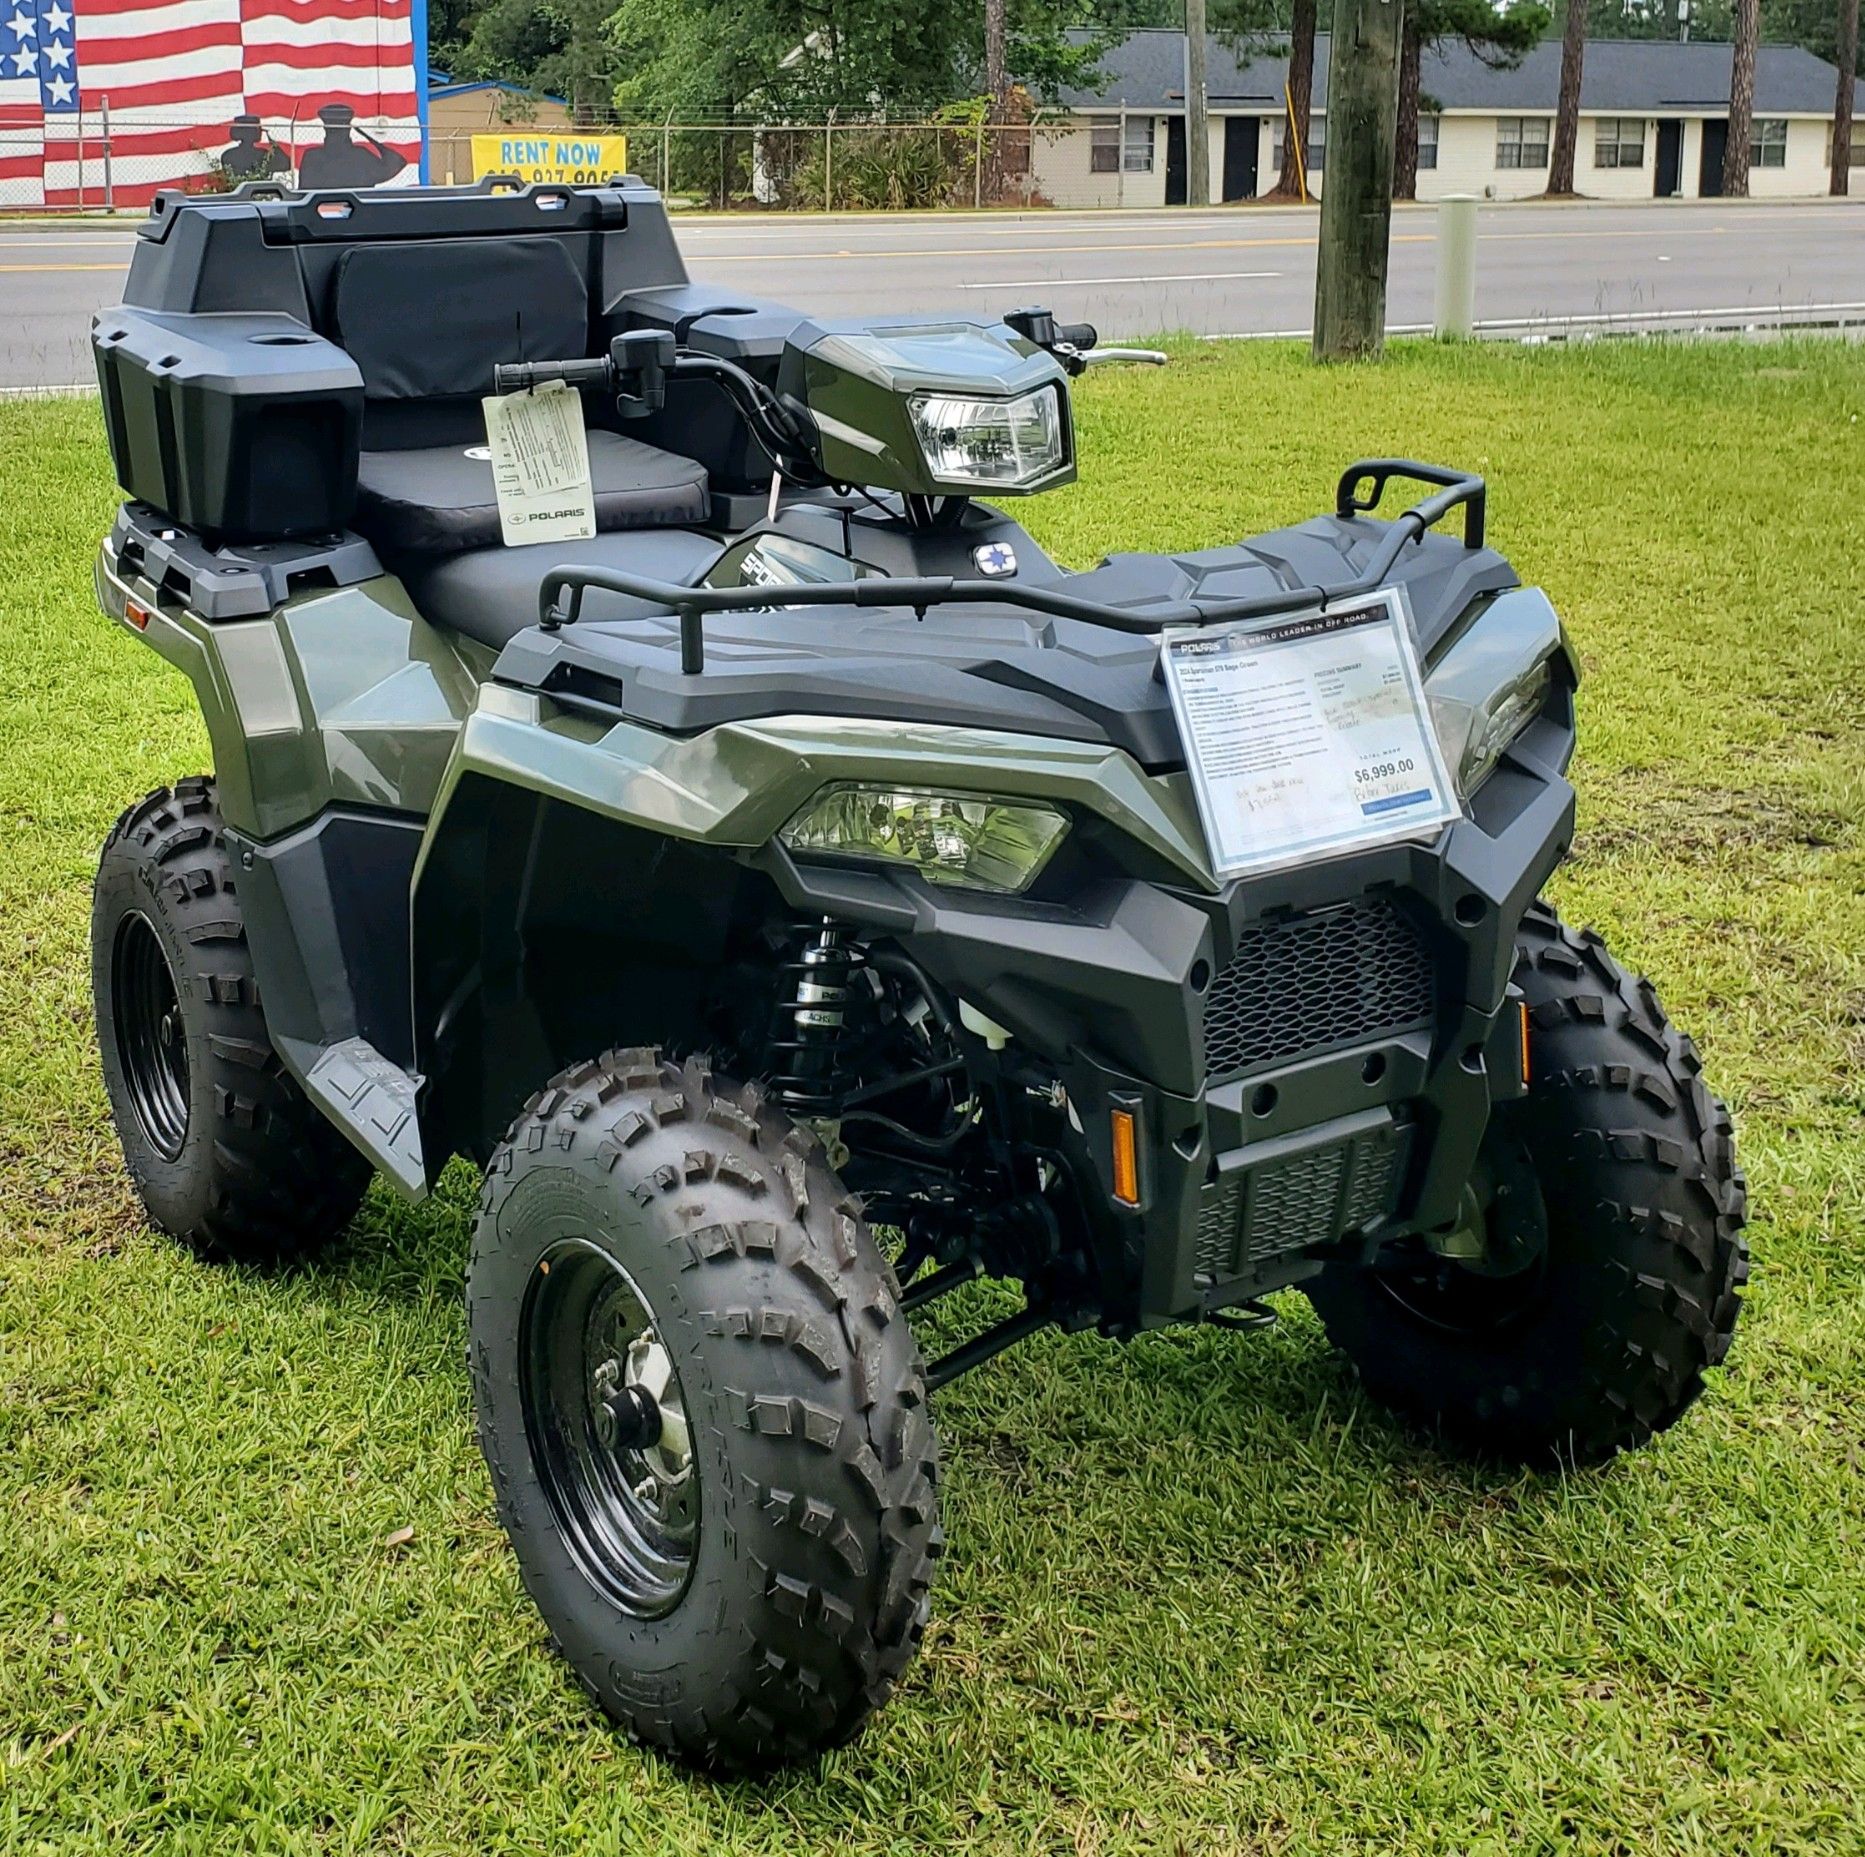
[1055,322,1098,351]
[490,356,612,394]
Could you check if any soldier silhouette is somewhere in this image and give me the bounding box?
[297,103,408,190]
[218,114,288,182]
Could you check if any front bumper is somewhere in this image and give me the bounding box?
[774,696,1575,1326]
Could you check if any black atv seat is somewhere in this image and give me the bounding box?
[97,185,800,552]
[353,431,709,558]
[407,529,723,651]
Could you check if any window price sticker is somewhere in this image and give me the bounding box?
[1160,587,1462,877]
[480,379,597,548]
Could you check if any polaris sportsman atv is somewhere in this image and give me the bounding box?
[88,179,1746,1770]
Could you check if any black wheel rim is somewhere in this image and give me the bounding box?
[112,911,190,1162]
[518,1240,699,1617]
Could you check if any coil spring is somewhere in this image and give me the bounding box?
[767,921,867,1114]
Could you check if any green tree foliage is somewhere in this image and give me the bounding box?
[607,0,1131,120]
[1586,0,1862,72]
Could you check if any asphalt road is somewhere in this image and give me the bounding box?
[3,195,1863,391]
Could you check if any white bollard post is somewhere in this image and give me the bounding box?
[1434,193,1477,339]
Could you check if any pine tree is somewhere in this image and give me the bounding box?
[1548,0,1588,195]
[1834,0,1860,195]
[1723,0,1760,196]
[1277,0,1318,196]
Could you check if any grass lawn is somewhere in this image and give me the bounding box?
[2,339,1862,1855]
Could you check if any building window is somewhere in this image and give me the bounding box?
[1092,115,1155,173]
[1750,118,1788,168]
[1593,117,1645,169]
[1417,115,1440,169]
[1829,128,1865,168]
[1272,115,1325,173]
[1496,116,1550,170]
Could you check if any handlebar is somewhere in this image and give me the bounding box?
[1055,321,1098,351]
[491,356,614,394]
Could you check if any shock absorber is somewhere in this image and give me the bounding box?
[768,921,866,1114]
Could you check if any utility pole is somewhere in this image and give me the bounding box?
[1313,0,1404,359]
[1185,0,1210,208]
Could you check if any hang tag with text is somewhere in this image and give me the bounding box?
[1160,587,1461,877]
[480,381,596,548]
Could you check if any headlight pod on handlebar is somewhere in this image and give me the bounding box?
[777,319,1077,497]
[780,785,1070,893]
[907,386,1068,491]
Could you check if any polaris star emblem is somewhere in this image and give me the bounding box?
[973,540,1018,578]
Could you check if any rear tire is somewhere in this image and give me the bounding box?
[91,778,371,1263]
[1306,902,1748,1465]
[469,1048,941,1770]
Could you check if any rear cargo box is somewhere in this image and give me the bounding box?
[93,307,363,541]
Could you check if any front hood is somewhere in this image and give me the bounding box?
[492,510,1521,773]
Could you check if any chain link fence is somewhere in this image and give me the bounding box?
[3,114,1121,214]
[429,119,1064,212]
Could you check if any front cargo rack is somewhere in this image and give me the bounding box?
[536,460,1488,676]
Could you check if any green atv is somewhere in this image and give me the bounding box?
[88,179,1746,1769]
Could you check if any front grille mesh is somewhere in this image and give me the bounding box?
[1202,896,1435,1079]
[1192,1127,1410,1285]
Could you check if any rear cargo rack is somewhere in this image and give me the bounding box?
[537,459,1487,675]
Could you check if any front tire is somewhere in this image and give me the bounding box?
[1306,903,1748,1464]
[91,779,371,1263]
[469,1049,941,1770]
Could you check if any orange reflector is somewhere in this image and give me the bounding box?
[124,600,150,631]
[1519,1000,1531,1086]
[1110,1107,1140,1206]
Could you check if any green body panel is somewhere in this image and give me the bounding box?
[414,687,1219,897]
[97,548,486,839]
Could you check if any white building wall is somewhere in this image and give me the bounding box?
[1750,116,1833,195]
[1033,106,1840,209]
[1030,115,1166,209]
[1575,115,1665,199]
[1424,113,1544,200]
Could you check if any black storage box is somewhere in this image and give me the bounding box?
[94,307,363,541]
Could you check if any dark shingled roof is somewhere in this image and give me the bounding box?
[1057,30,1864,116]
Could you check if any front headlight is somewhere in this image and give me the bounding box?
[907,387,1066,489]
[780,785,1069,893]
[1455,655,1552,792]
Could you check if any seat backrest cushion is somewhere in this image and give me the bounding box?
[331,237,591,403]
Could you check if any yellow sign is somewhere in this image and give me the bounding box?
[470,132,630,185]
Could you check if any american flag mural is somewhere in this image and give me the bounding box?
[0,0,423,208]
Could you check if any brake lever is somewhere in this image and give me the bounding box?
[1077,347,1169,368]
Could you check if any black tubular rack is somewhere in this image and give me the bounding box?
[536,459,1488,676]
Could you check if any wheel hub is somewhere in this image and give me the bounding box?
[1378,1126,1552,1331]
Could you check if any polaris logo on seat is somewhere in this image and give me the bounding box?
[523,506,585,525]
